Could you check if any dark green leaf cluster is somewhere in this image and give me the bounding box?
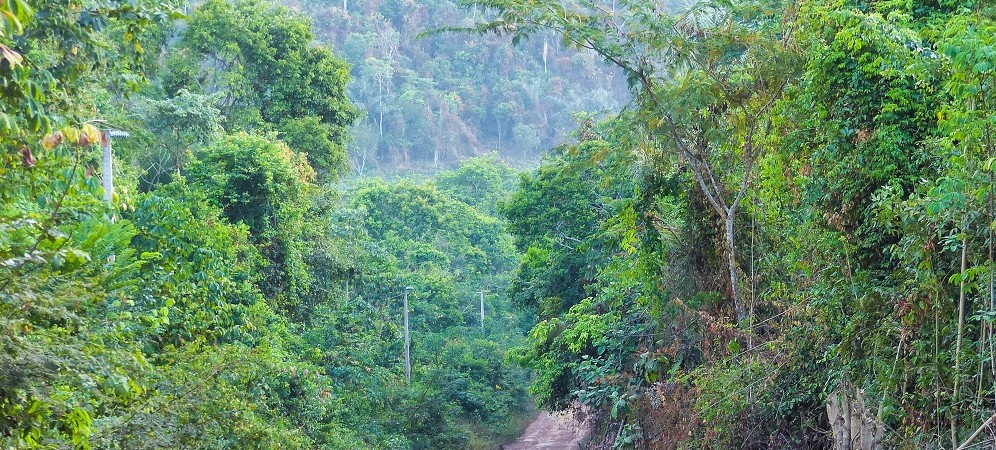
[161,0,359,180]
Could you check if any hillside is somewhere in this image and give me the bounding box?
[288,0,631,172]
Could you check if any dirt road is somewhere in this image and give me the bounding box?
[503,411,586,450]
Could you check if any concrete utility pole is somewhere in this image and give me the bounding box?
[102,129,128,264]
[102,130,129,203]
[403,286,413,381]
[477,290,485,330]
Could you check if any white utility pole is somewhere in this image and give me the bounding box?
[102,131,114,203]
[102,129,128,264]
[102,130,129,203]
[403,286,413,381]
[477,290,485,330]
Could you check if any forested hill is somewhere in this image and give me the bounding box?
[287,0,631,172]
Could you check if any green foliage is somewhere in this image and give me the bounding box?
[187,132,315,312]
[458,0,996,448]
[0,1,181,444]
[128,182,261,347]
[167,0,358,140]
[435,155,517,214]
[501,123,636,315]
[0,140,141,447]
[0,0,180,140]
[137,89,224,188]
[279,116,349,181]
[1,2,532,449]
[189,132,314,237]
[35,0,996,448]
[796,2,942,262]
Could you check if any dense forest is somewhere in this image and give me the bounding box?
[8,0,996,450]
[1,1,532,448]
[286,0,630,171]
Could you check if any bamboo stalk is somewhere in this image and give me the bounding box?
[953,234,969,447]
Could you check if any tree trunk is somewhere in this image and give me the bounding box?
[725,210,746,321]
[827,385,884,450]
[953,233,969,446]
[378,78,384,139]
[955,234,968,392]
[543,38,548,73]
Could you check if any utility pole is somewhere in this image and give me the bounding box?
[102,129,128,263]
[477,290,485,330]
[403,286,413,381]
[102,129,129,203]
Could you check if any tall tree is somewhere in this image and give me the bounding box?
[166,0,359,177]
[456,0,801,321]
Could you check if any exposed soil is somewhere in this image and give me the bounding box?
[503,411,587,450]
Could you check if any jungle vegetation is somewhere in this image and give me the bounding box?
[6,0,996,450]
[1,1,530,448]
